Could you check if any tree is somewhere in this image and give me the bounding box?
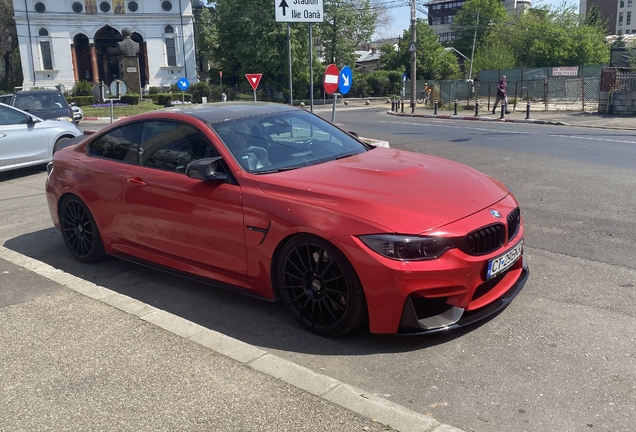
[0,0,21,91]
[507,5,609,67]
[379,19,461,80]
[194,4,218,68]
[318,0,377,66]
[213,0,313,97]
[451,0,508,61]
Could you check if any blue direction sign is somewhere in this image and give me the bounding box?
[176,77,190,91]
[338,66,352,95]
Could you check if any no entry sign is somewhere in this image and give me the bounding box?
[323,64,339,95]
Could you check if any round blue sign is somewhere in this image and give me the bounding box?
[176,77,190,91]
[338,66,352,95]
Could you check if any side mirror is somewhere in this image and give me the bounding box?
[26,115,38,124]
[186,157,228,182]
[70,102,77,107]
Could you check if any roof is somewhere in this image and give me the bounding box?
[155,102,300,124]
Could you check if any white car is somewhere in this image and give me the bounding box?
[71,103,84,124]
[0,102,82,173]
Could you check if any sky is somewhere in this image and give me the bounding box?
[385,0,580,39]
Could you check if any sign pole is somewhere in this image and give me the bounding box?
[309,23,313,112]
[253,89,257,102]
[110,99,114,124]
[288,23,293,105]
[331,93,338,123]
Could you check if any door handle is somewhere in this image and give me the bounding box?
[126,177,146,187]
[0,133,6,138]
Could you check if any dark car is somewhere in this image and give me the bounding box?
[4,89,74,123]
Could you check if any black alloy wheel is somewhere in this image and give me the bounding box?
[60,196,106,263]
[277,234,367,336]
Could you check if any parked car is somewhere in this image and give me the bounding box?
[45,102,528,336]
[0,102,82,173]
[71,103,84,124]
[2,89,74,123]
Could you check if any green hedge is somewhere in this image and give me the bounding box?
[120,94,140,105]
[65,95,95,106]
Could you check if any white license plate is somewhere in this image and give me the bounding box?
[486,239,523,280]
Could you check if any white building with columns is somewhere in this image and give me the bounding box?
[12,0,200,92]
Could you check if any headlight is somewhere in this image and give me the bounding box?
[46,162,54,177]
[56,117,73,122]
[359,234,455,261]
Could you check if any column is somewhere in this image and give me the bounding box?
[89,42,99,83]
[70,44,79,82]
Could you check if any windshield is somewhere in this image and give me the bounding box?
[14,93,67,112]
[210,110,369,174]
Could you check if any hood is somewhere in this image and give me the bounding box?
[254,147,509,233]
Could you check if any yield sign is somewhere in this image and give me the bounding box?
[323,64,339,95]
[245,73,262,91]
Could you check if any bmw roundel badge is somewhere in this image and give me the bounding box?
[490,209,502,218]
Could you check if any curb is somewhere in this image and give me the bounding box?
[0,245,462,432]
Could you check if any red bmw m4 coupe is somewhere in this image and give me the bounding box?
[45,102,528,336]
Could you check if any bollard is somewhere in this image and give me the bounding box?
[500,103,505,119]
[454,99,458,116]
[526,99,531,119]
[434,99,438,115]
[392,98,396,112]
[401,99,404,113]
[475,99,479,117]
[411,101,415,114]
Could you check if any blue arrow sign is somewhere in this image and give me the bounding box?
[339,66,352,95]
[403,73,408,82]
[177,77,190,91]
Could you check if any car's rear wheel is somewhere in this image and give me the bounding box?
[276,234,367,336]
[59,195,106,263]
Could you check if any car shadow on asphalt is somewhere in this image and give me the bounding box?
[4,228,501,356]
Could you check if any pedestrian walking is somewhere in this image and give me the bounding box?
[492,75,510,114]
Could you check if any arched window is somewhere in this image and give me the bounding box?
[163,25,177,67]
[37,28,53,70]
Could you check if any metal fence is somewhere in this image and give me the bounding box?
[415,77,600,112]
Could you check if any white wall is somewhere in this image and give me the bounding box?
[12,0,198,90]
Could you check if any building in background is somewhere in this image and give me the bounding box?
[580,0,618,35]
[12,0,200,91]
[425,0,531,43]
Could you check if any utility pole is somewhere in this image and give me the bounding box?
[468,10,479,81]
[409,0,417,113]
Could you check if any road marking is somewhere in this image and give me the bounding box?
[376,120,636,145]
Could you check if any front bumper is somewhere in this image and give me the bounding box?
[397,257,529,334]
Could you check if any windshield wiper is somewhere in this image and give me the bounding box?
[253,166,300,174]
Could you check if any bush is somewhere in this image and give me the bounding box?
[190,81,212,103]
[120,93,140,105]
[72,81,93,96]
[66,95,95,106]
[149,86,161,95]
[157,94,172,106]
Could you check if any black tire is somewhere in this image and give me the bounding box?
[276,234,367,336]
[59,195,106,263]
[53,136,72,155]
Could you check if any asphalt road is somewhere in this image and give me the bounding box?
[5,111,636,432]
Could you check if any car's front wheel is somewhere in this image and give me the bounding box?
[276,234,367,336]
[59,195,106,263]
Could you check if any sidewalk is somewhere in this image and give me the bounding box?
[0,247,462,432]
[387,104,636,130]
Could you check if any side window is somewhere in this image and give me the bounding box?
[139,121,216,173]
[89,123,141,163]
[0,105,28,125]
